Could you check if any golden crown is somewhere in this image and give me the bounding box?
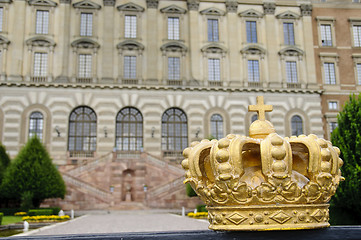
[181,96,344,231]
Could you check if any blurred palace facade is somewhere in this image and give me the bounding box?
[0,0,359,209]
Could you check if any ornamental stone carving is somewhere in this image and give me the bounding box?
[225,0,238,13]
[300,4,313,16]
[187,0,199,11]
[146,0,158,9]
[263,2,276,15]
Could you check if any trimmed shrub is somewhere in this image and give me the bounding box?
[1,137,66,207]
[28,209,53,216]
[185,183,197,197]
[196,204,208,213]
[0,212,3,225]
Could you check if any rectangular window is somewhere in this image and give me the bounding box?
[168,17,180,40]
[0,8,3,32]
[208,58,220,81]
[80,13,93,36]
[353,25,361,47]
[286,61,298,83]
[168,57,180,80]
[246,21,257,43]
[248,60,260,82]
[283,22,295,45]
[124,55,137,79]
[35,10,49,34]
[329,122,338,134]
[320,24,332,46]
[324,62,336,84]
[33,52,48,77]
[124,15,136,38]
[357,63,361,85]
[328,101,338,110]
[207,19,219,42]
[78,54,92,78]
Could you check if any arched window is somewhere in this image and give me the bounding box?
[115,107,143,151]
[210,114,223,139]
[161,108,188,154]
[251,114,258,123]
[29,111,43,140]
[291,115,303,136]
[68,106,97,157]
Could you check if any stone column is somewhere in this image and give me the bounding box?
[226,0,240,87]
[101,0,115,83]
[8,0,26,82]
[263,2,280,88]
[187,0,201,84]
[145,0,159,84]
[301,4,317,90]
[55,0,71,82]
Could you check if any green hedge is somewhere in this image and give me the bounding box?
[40,207,61,215]
[28,209,53,216]
[0,213,3,225]
[0,208,22,216]
[196,204,208,213]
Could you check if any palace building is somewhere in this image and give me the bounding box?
[0,0,354,209]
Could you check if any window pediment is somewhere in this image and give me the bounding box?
[160,42,187,53]
[279,46,304,56]
[26,36,55,47]
[201,43,227,54]
[0,0,12,3]
[200,7,225,16]
[241,45,266,55]
[29,0,57,6]
[73,0,101,10]
[71,38,100,49]
[239,9,264,18]
[117,2,144,12]
[160,5,187,14]
[117,40,144,51]
[276,11,300,20]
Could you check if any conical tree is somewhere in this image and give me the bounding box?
[0,143,10,184]
[1,137,66,207]
[331,94,361,224]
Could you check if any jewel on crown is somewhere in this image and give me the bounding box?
[181,96,344,231]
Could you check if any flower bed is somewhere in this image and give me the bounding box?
[22,215,70,222]
[14,212,27,216]
[187,212,208,218]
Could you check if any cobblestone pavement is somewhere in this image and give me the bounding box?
[16,210,210,236]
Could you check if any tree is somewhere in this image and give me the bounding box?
[0,143,10,184]
[331,94,361,224]
[1,137,66,208]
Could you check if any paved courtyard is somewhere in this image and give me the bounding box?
[16,210,210,237]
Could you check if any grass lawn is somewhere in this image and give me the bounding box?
[2,216,23,225]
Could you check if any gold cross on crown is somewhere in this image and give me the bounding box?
[248,96,273,121]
